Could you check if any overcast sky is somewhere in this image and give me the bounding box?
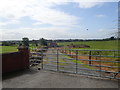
[0,0,119,40]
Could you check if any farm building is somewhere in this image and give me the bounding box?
[49,42,58,47]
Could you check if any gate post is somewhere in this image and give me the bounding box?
[76,50,78,74]
[18,46,30,69]
[57,49,59,72]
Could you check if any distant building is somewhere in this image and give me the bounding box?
[67,44,90,48]
[49,42,58,48]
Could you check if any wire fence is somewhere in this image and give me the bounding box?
[30,48,120,80]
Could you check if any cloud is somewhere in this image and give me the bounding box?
[0,20,20,27]
[74,2,104,8]
[0,0,105,27]
[96,14,106,18]
[0,0,106,30]
[0,0,116,40]
[1,27,75,40]
[1,27,116,40]
[73,0,119,2]
[0,0,80,28]
[97,28,118,37]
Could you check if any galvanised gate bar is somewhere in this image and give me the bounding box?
[30,48,120,80]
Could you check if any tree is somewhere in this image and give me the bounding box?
[110,36,115,40]
[32,39,38,47]
[2,41,9,46]
[2,41,15,46]
[22,37,29,47]
[39,38,48,46]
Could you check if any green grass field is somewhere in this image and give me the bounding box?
[0,45,37,53]
[58,40,120,57]
[0,46,18,53]
[0,40,119,54]
[58,40,119,50]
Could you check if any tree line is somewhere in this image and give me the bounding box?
[1,36,120,46]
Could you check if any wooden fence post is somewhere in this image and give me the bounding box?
[89,51,92,65]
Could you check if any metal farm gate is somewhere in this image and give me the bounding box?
[30,48,120,80]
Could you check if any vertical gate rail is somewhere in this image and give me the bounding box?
[41,50,44,69]
[99,52,101,77]
[76,50,78,74]
[57,49,59,72]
